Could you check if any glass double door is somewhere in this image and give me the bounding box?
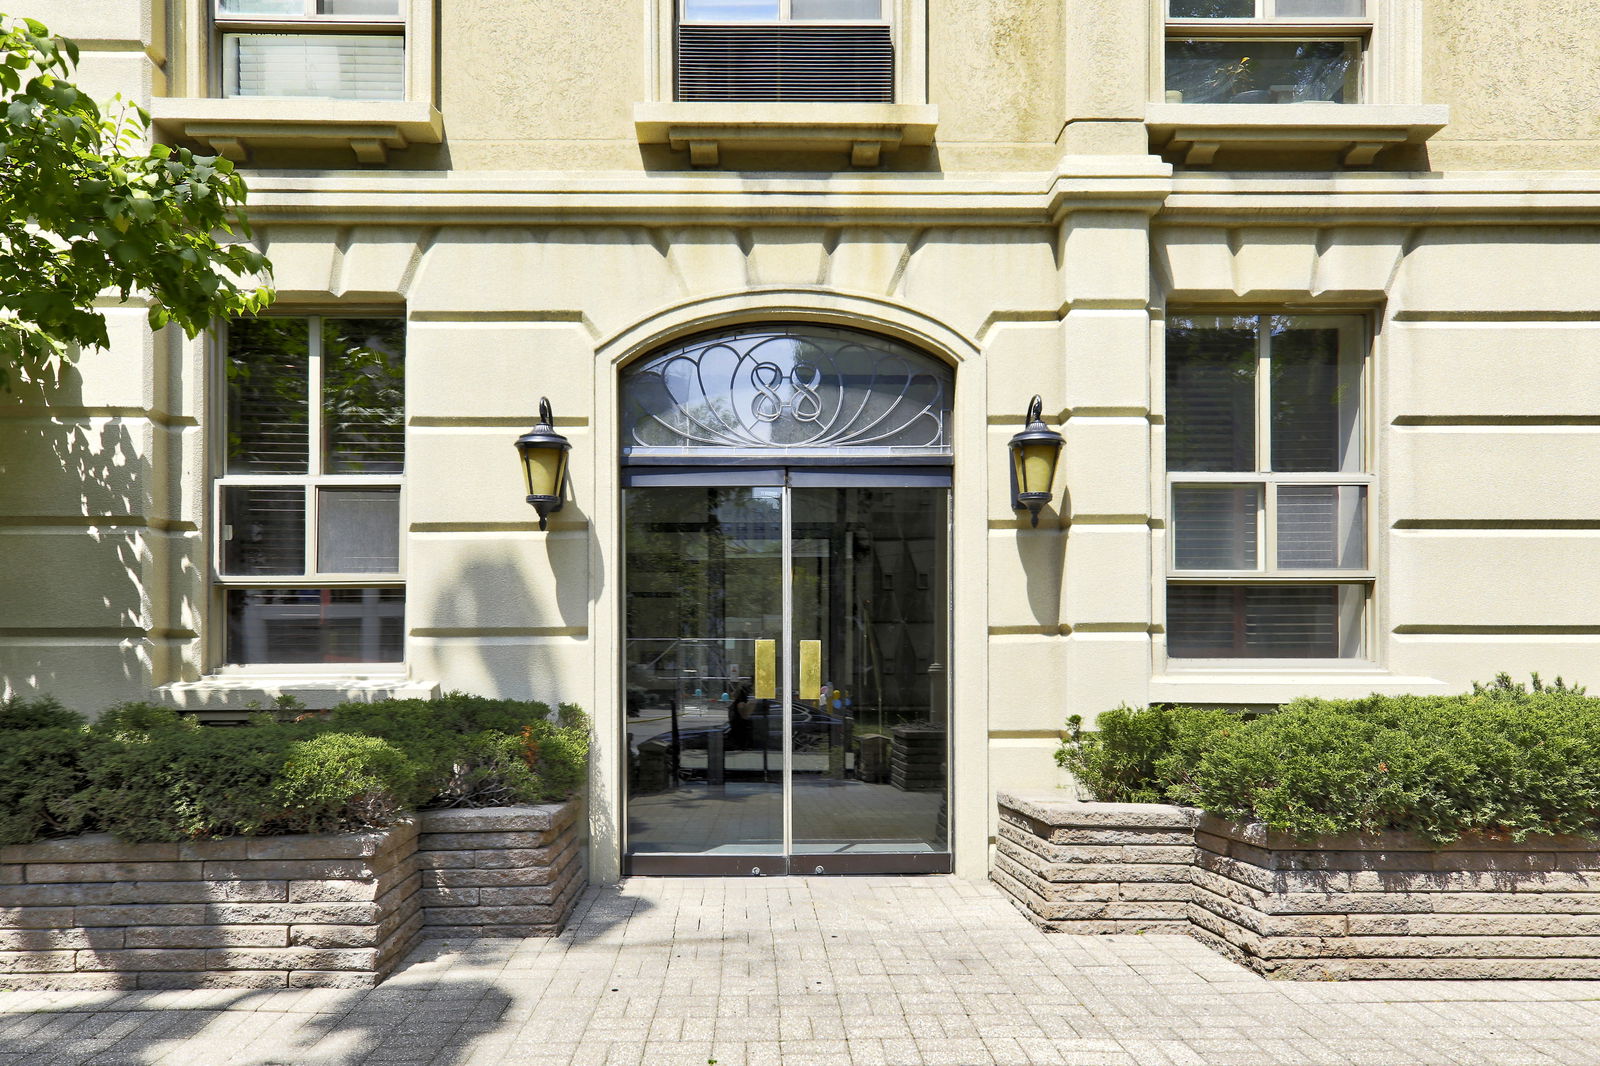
[623,473,950,875]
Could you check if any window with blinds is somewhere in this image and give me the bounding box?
[1165,314,1370,660]
[217,316,405,665]
[676,0,894,103]
[214,0,405,101]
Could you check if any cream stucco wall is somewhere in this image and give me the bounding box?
[10,0,1600,881]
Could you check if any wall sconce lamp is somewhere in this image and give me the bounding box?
[514,398,570,531]
[1009,395,1064,528]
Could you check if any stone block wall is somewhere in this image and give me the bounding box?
[0,800,584,989]
[997,790,1600,979]
[416,803,584,937]
[0,821,421,990]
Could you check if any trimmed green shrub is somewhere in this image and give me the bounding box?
[276,733,419,833]
[89,701,197,739]
[0,691,590,844]
[84,727,294,842]
[0,728,99,845]
[1059,677,1600,843]
[0,694,84,731]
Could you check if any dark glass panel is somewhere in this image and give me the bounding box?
[317,487,400,573]
[623,486,785,856]
[1168,584,1359,658]
[225,587,404,664]
[222,485,306,575]
[1165,39,1360,104]
[1166,316,1257,471]
[1271,321,1356,472]
[323,318,405,474]
[226,318,310,475]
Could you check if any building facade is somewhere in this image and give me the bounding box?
[7,0,1600,881]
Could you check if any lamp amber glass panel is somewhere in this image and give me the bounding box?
[1016,441,1059,497]
[520,446,566,499]
[623,486,785,857]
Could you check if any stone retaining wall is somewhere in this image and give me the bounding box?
[416,803,583,937]
[996,789,1600,979]
[0,821,421,990]
[0,800,583,989]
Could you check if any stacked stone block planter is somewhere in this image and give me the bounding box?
[997,790,1600,980]
[0,800,582,989]
[416,803,583,938]
[0,821,421,990]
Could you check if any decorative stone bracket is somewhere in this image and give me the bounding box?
[634,102,938,168]
[150,99,444,165]
[1146,103,1449,167]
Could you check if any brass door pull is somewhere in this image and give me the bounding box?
[754,639,776,700]
[799,639,821,701]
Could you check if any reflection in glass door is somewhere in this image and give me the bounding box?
[623,477,950,875]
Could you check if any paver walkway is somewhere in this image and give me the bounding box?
[4,876,1600,1066]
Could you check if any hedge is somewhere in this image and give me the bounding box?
[0,693,588,845]
[1057,674,1600,843]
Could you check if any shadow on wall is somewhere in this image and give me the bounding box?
[0,344,190,707]
[1013,491,1068,631]
[413,483,601,704]
[0,979,516,1064]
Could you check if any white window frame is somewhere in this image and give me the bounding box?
[678,0,890,26]
[211,314,406,668]
[1162,0,1372,105]
[208,0,416,102]
[652,0,925,103]
[1163,313,1375,663]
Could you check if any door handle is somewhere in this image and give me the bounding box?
[754,639,776,700]
[799,640,821,702]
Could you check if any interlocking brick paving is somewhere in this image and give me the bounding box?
[4,876,1600,1065]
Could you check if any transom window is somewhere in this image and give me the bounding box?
[676,0,892,102]
[214,0,406,101]
[215,316,406,665]
[621,323,952,464]
[1165,314,1372,660]
[1165,0,1368,105]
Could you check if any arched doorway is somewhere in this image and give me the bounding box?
[620,323,954,875]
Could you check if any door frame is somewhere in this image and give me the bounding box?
[619,465,953,876]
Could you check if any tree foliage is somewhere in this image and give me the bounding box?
[0,15,273,387]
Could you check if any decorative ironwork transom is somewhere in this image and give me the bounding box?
[622,324,953,463]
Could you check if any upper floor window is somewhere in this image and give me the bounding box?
[676,0,893,102]
[215,316,406,665]
[1165,314,1372,660]
[215,0,405,101]
[1165,0,1368,105]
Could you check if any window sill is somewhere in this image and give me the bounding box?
[150,98,444,165]
[1145,103,1449,166]
[633,101,938,168]
[159,673,439,718]
[1150,666,1453,706]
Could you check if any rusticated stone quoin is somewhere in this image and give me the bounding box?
[995,790,1600,980]
[0,800,582,989]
